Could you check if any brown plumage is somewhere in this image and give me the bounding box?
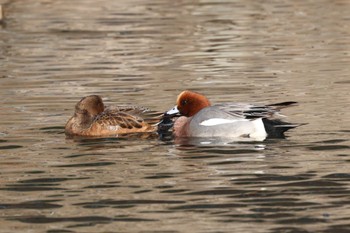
[65,95,162,137]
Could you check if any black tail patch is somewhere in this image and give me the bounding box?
[262,118,299,138]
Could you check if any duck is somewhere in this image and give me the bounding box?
[164,90,301,141]
[65,95,163,137]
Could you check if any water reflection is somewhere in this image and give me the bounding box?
[0,0,349,232]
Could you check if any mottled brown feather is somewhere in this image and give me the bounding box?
[65,95,163,137]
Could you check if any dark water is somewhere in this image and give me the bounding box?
[0,0,349,232]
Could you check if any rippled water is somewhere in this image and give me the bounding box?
[0,0,350,232]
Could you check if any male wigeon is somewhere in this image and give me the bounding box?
[164,90,301,141]
[65,95,163,137]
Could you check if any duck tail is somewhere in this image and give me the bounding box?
[262,118,301,138]
[266,101,298,109]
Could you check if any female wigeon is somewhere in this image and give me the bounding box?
[165,91,300,141]
[65,95,163,137]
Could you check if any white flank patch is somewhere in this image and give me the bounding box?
[200,118,241,126]
[249,118,267,140]
[200,141,212,145]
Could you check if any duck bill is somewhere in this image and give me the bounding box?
[165,105,180,117]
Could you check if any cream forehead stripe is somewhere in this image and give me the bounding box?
[176,91,188,105]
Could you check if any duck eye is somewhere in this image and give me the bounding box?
[181,99,188,106]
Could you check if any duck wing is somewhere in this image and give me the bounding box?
[215,101,298,119]
[104,106,163,126]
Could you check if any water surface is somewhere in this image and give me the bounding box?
[0,0,349,232]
